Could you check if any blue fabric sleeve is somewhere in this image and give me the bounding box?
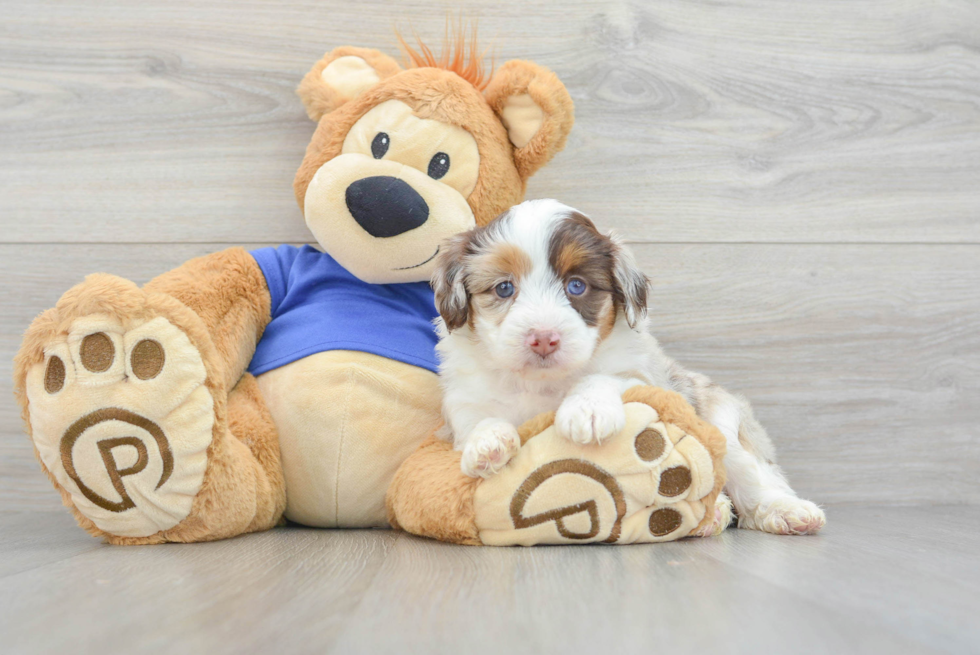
[250,245,298,316]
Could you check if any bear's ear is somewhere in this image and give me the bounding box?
[297,46,402,121]
[484,60,575,181]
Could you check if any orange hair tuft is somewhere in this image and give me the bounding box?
[396,20,494,91]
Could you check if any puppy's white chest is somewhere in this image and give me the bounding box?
[496,382,568,427]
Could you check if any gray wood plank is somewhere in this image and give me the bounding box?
[0,0,978,244]
[1,506,974,654]
[0,510,105,578]
[1,242,978,511]
[699,505,980,655]
[331,509,952,655]
[0,522,398,654]
[632,243,980,507]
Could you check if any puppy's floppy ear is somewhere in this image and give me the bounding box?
[484,60,575,181]
[431,232,473,331]
[297,46,402,121]
[609,232,650,328]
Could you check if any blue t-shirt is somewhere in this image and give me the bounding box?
[248,245,439,376]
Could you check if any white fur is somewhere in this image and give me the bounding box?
[458,418,522,478]
[436,199,825,535]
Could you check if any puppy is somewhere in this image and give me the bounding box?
[431,199,826,536]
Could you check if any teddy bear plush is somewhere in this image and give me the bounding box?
[13,37,726,545]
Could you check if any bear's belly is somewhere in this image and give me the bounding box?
[255,350,441,527]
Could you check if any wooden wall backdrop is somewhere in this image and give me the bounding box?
[1,0,978,511]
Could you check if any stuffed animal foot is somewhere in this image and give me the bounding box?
[14,274,283,544]
[387,386,728,546]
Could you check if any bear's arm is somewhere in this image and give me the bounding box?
[143,247,272,392]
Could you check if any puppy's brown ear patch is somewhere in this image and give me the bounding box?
[610,234,649,328]
[432,232,474,331]
[548,211,622,328]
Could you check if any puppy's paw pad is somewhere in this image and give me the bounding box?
[555,395,626,445]
[461,422,521,478]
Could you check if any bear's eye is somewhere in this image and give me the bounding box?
[371,132,390,159]
[428,152,450,179]
[494,281,515,298]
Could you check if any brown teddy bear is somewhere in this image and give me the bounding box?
[13,36,726,545]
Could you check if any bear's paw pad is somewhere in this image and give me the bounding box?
[25,314,214,538]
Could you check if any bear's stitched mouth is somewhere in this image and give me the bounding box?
[393,247,440,271]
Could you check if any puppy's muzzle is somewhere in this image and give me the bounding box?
[345,176,429,238]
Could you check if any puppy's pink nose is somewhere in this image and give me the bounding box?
[526,330,561,357]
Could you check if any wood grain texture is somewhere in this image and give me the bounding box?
[1,0,978,243]
[0,506,976,654]
[1,242,978,511]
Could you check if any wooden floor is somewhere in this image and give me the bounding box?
[1,0,979,653]
[0,505,975,654]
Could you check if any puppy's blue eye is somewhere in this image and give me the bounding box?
[567,278,587,296]
[495,281,515,298]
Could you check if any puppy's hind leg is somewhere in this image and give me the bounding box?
[668,362,825,535]
[709,392,825,535]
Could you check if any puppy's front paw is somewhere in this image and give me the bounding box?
[555,394,626,445]
[460,419,521,478]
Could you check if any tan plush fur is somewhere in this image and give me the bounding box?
[484,60,576,182]
[386,435,482,546]
[517,411,557,445]
[297,47,403,121]
[226,374,287,532]
[143,247,272,393]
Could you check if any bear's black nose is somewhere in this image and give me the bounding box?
[345,176,429,238]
